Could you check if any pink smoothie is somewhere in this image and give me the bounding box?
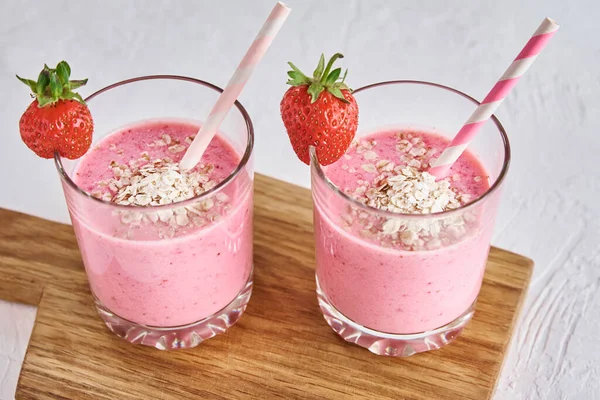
[314,129,492,333]
[68,119,253,327]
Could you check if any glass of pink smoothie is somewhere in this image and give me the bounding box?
[311,81,510,356]
[55,76,254,350]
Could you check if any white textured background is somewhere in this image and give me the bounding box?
[1,1,598,399]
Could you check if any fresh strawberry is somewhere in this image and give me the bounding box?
[280,53,358,165]
[17,61,93,159]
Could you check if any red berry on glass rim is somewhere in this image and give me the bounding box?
[280,53,359,165]
[17,61,93,159]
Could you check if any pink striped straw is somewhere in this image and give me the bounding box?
[428,17,559,179]
[179,2,291,170]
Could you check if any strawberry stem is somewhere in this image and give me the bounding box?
[17,61,88,108]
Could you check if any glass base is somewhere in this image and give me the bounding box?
[95,272,253,350]
[316,278,475,357]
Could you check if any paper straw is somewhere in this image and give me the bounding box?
[428,17,559,179]
[179,2,291,170]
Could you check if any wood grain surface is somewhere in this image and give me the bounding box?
[0,174,533,400]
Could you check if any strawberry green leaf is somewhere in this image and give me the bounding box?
[16,75,37,92]
[286,73,310,86]
[286,62,311,86]
[56,61,70,84]
[36,69,50,94]
[287,71,303,80]
[64,92,85,104]
[36,96,54,107]
[50,73,61,98]
[328,86,349,103]
[320,53,344,84]
[325,68,342,86]
[57,61,71,78]
[18,61,88,107]
[287,62,304,75]
[312,54,325,80]
[69,79,88,90]
[307,82,324,103]
[285,53,353,103]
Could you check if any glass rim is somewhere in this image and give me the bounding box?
[54,75,254,211]
[310,80,511,219]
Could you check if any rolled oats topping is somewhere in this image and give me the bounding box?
[109,160,211,207]
[332,130,487,251]
[364,167,461,214]
[88,135,232,238]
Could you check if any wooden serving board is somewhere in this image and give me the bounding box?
[0,174,533,400]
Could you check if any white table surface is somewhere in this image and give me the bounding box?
[1,1,598,399]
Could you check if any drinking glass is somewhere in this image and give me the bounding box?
[56,76,254,350]
[311,80,510,356]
